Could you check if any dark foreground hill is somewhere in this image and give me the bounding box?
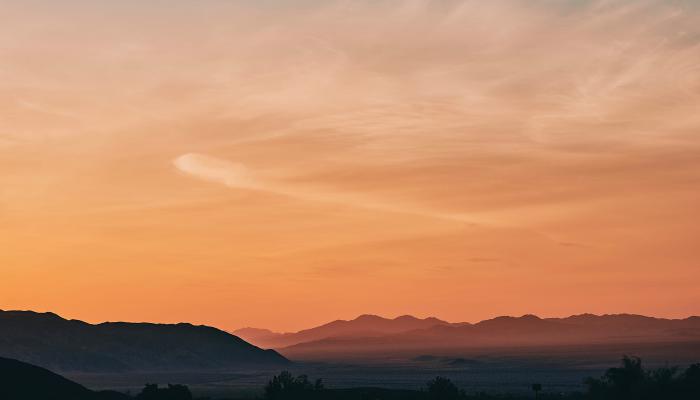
[3,355,700,400]
[0,310,288,373]
[0,356,128,400]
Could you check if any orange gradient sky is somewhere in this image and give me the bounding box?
[1,0,699,331]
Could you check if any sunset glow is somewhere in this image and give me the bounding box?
[2,0,699,331]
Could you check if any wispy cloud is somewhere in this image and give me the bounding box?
[173,154,260,190]
[174,152,490,225]
[3,0,700,328]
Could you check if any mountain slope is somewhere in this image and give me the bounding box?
[233,314,449,348]
[252,314,700,361]
[0,310,288,373]
[0,356,128,400]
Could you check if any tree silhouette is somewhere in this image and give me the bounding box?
[680,363,700,399]
[531,383,542,398]
[585,356,647,399]
[136,384,192,400]
[264,371,324,400]
[585,356,700,400]
[426,376,463,400]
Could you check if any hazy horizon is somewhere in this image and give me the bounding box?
[2,0,699,332]
[5,308,700,335]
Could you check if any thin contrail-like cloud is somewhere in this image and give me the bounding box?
[173,153,486,225]
[173,153,616,248]
[174,153,261,190]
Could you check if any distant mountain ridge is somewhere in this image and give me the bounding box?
[0,310,288,373]
[234,313,700,360]
[233,314,450,348]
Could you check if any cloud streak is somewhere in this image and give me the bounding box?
[3,0,700,329]
[174,152,492,225]
[174,154,260,190]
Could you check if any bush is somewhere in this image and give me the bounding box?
[264,371,324,400]
[136,384,193,400]
[584,356,700,400]
[426,376,464,400]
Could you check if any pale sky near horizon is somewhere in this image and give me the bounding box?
[1,0,699,332]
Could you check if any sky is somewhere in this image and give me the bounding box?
[1,0,699,332]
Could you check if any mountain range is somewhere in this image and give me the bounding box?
[234,314,451,348]
[0,310,288,373]
[2,309,698,372]
[234,313,700,360]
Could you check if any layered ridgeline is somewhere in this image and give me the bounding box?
[234,314,451,349]
[234,314,700,360]
[0,310,288,373]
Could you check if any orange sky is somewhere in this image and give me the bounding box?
[1,0,699,332]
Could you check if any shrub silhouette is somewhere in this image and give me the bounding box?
[264,371,324,400]
[426,376,463,400]
[531,383,542,398]
[586,356,647,398]
[585,356,700,400]
[136,383,193,400]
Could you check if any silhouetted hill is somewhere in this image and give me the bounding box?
[233,314,450,348]
[0,310,288,373]
[244,313,700,360]
[232,327,283,348]
[0,356,129,400]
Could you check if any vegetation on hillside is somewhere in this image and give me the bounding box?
[4,355,699,399]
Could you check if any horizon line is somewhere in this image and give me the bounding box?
[3,308,699,334]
